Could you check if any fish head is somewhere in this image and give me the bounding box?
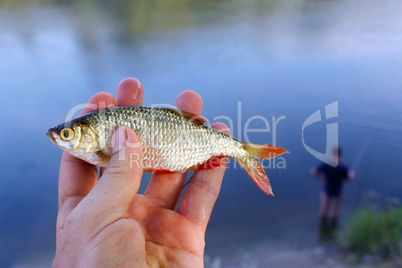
[47,119,100,155]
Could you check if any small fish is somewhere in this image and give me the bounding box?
[47,107,288,195]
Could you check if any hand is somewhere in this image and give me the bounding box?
[348,170,355,181]
[311,168,326,183]
[53,78,230,267]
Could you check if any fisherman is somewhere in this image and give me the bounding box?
[311,146,355,230]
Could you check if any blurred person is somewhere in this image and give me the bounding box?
[311,146,355,230]
[52,78,230,267]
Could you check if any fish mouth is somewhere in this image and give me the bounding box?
[46,129,56,144]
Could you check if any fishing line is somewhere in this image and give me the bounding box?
[351,131,373,209]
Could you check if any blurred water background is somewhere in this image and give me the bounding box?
[0,0,401,267]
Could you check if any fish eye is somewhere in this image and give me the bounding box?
[60,128,74,141]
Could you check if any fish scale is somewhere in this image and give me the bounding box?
[86,107,244,171]
[47,106,288,195]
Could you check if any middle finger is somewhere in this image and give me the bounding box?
[144,90,203,210]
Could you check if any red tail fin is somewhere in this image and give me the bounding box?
[237,156,274,196]
[242,143,288,160]
[237,143,287,195]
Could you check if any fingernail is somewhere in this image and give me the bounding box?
[132,87,139,105]
[176,93,184,108]
[112,127,127,154]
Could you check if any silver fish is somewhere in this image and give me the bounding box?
[47,107,287,195]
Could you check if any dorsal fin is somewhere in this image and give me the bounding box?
[165,108,209,125]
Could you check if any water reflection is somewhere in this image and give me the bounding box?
[1,0,402,266]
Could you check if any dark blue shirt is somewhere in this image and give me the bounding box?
[317,162,349,197]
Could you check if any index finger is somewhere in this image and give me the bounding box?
[116,78,144,107]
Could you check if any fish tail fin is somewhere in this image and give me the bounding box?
[236,156,274,196]
[242,143,288,160]
[237,143,288,196]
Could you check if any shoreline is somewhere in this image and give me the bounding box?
[205,240,401,268]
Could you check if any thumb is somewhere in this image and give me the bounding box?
[88,127,143,217]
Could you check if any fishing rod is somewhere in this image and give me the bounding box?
[350,132,373,210]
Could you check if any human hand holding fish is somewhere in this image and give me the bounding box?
[49,78,287,267]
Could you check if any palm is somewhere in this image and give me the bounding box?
[131,194,205,266]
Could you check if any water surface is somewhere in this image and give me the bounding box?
[1,0,402,266]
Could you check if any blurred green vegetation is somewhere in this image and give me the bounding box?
[0,0,278,35]
[341,207,402,260]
